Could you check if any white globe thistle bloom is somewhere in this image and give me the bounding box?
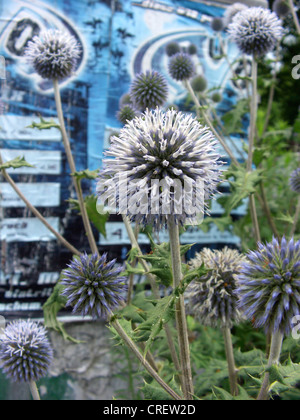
[224,2,248,27]
[228,7,284,56]
[25,29,81,80]
[97,108,222,231]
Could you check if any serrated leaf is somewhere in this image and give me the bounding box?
[69,194,109,237]
[43,283,82,344]
[198,216,233,233]
[0,156,34,171]
[72,169,99,181]
[276,213,294,225]
[142,377,182,400]
[221,99,249,135]
[27,116,60,131]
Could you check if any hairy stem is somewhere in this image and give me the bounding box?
[289,0,300,35]
[259,183,280,238]
[111,317,182,400]
[168,218,194,400]
[0,155,81,256]
[257,331,284,401]
[53,79,98,255]
[28,381,41,401]
[222,327,239,396]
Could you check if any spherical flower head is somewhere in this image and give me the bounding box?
[228,7,284,56]
[25,29,81,80]
[237,237,300,335]
[0,320,53,383]
[130,71,168,111]
[97,108,222,231]
[168,53,195,81]
[191,75,207,93]
[211,92,222,103]
[289,168,300,193]
[186,247,247,328]
[273,0,290,17]
[119,93,133,108]
[166,42,181,57]
[224,2,248,27]
[187,44,198,55]
[61,253,127,319]
[117,105,139,125]
[211,17,225,32]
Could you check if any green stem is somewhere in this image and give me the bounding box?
[53,79,98,255]
[168,218,194,400]
[290,196,300,237]
[122,215,181,375]
[0,154,81,256]
[111,317,182,400]
[222,327,238,397]
[247,58,261,244]
[257,331,284,401]
[288,0,300,35]
[28,381,41,401]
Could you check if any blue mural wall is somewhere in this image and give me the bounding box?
[0,0,249,318]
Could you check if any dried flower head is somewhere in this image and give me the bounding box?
[168,53,195,81]
[228,7,284,56]
[130,70,168,111]
[224,2,248,27]
[273,0,290,17]
[186,247,247,328]
[191,75,207,93]
[166,42,181,57]
[25,29,81,80]
[237,237,300,335]
[211,17,225,32]
[61,253,127,319]
[0,320,53,383]
[98,108,222,230]
[117,105,139,125]
[289,168,300,193]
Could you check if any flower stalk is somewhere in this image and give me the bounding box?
[222,327,239,397]
[28,381,41,401]
[168,217,194,400]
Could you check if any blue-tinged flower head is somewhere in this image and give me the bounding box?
[289,168,300,193]
[228,7,284,56]
[166,42,181,57]
[273,0,290,17]
[237,237,300,335]
[0,320,53,383]
[186,247,247,328]
[130,71,168,111]
[61,253,127,319]
[211,17,225,32]
[25,29,81,80]
[117,105,139,125]
[224,2,248,27]
[97,108,222,231]
[168,52,195,81]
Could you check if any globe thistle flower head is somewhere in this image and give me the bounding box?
[61,253,127,319]
[289,168,300,193]
[273,0,290,17]
[186,247,247,328]
[211,92,222,103]
[237,237,300,335]
[211,17,225,32]
[228,7,284,56]
[25,29,81,80]
[98,108,222,231]
[168,53,195,81]
[119,93,133,108]
[117,105,139,125]
[191,75,207,93]
[0,320,53,383]
[224,2,248,27]
[130,71,168,111]
[166,42,181,57]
